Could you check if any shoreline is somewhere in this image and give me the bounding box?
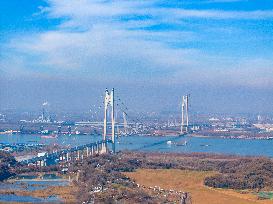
[188,134,273,140]
[1,132,272,140]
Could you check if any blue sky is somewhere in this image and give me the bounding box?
[1,0,273,114]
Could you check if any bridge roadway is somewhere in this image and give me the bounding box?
[20,139,113,166]
[134,132,188,151]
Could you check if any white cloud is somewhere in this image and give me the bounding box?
[171,9,273,19]
[2,0,273,88]
[43,0,273,22]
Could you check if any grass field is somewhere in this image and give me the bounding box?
[125,169,273,204]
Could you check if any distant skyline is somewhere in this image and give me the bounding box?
[1,0,273,114]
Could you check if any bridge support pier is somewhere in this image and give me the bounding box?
[38,160,42,167]
[42,160,46,167]
[86,147,89,157]
[73,151,75,160]
[94,144,98,154]
[66,153,70,162]
[101,142,107,154]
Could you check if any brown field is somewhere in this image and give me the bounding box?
[125,169,273,204]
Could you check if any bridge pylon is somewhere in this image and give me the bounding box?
[181,94,190,134]
[103,88,115,153]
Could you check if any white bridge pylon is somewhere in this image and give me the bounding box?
[181,94,189,134]
[103,88,115,153]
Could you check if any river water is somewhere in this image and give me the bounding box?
[0,176,69,203]
[0,134,272,157]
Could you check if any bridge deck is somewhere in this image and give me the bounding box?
[20,139,112,165]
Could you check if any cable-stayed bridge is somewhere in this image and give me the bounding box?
[20,89,191,167]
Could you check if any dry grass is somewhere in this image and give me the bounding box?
[125,169,273,204]
[20,185,77,202]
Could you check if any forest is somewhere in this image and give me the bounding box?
[204,158,273,190]
[0,151,16,181]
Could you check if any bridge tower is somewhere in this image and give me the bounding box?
[103,88,115,153]
[181,94,189,134]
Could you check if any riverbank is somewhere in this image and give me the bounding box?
[189,133,273,140]
[1,151,272,203]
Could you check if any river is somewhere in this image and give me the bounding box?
[0,134,272,157]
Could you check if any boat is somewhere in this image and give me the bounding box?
[167,141,172,145]
[176,141,187,146]
[200,144,210,147]
[41,135,58,139]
